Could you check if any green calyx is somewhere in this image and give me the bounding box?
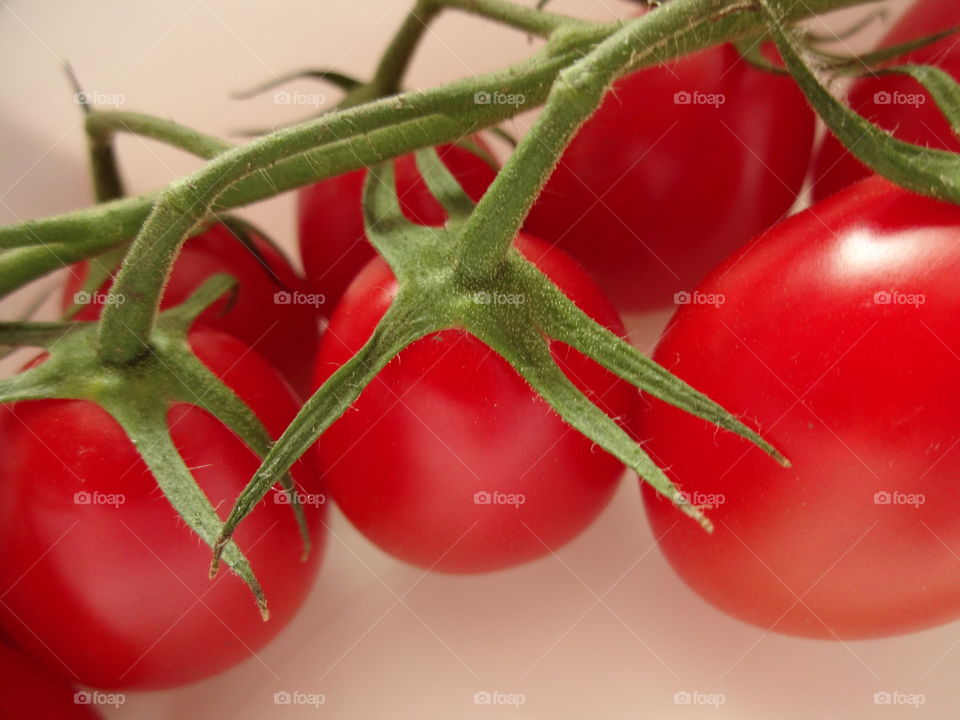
[0,276,310,620]
[209,149,789,573]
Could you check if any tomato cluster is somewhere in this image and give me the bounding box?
[1,0,959,705]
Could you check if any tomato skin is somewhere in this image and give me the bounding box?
[0,643,101,720]
[811,0,960,202]
[297,142,497,310]
[639,176,960,638]
[314,234,634,573]
[63,224,321,396]
[0,328,326,689]
[525,42,814,311]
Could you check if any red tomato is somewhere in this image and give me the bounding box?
[0,328,326,689]
[639,176,960,638]
[0,643,101,719]
[525,41,814,311]
[297,142,497,310]
[811,0,960,202]
[63,223,321,396]
[314,234,634,573]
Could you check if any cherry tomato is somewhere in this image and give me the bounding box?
[297,141,497,310]
[525,41,815,311]
[63,223,322,396]
[0,327,326,689]
[0,643,101,720]
[811,0,960,202]
[314,234,634,573]
[639,176,960,638]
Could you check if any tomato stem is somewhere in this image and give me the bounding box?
[761,0,960,204]
[371,0,440,97]
[86,111,233,161]
[0,0,871,273]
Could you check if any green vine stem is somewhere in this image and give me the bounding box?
[87,111,233,161]
[455,0,760,280]
[372,0,576,99]
[232,69,364,99]
[371,0,440,96]
[760,0,960,201]
[67,63,126,203]
[429,0,574,37]
[0,53,569,306]
[0,321,80,348]
[95,49,576,364]
[0,0,871,268]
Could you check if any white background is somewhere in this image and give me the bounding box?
[4,0,956,718]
